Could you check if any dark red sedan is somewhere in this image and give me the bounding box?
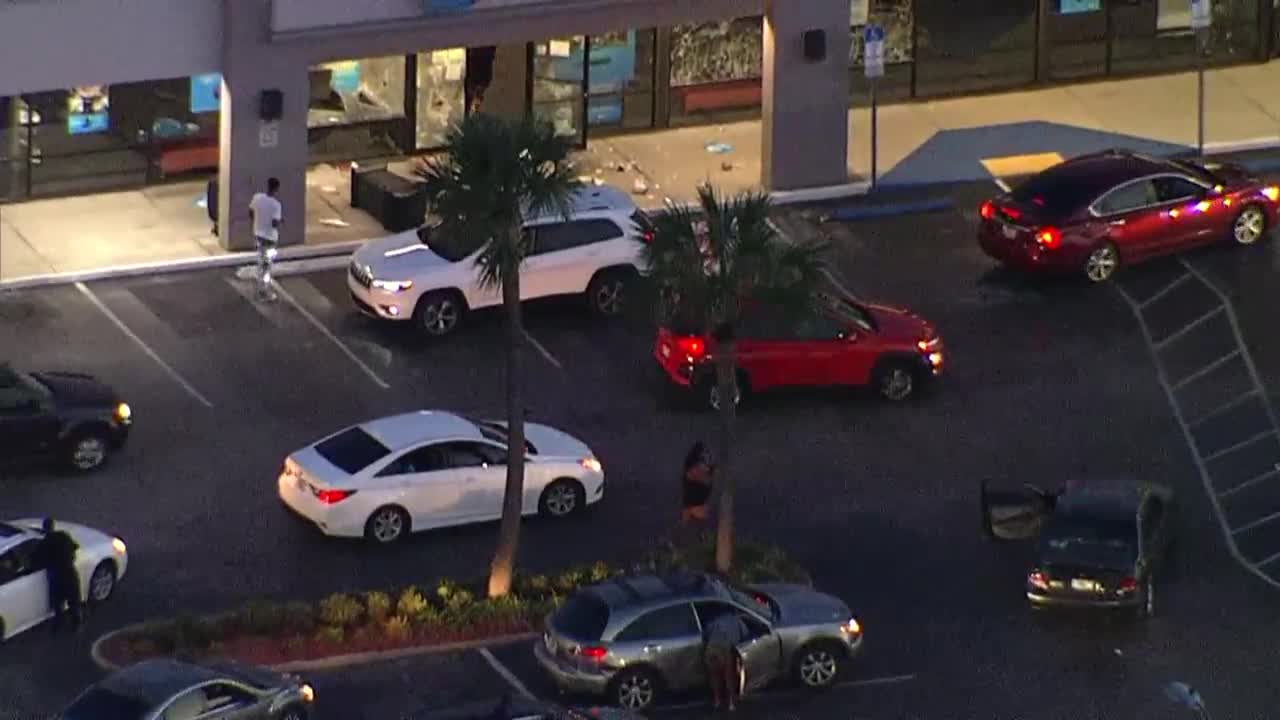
[978,149,1279,282]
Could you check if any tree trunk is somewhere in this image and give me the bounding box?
[488,229,526,598]
[713,338,737,575]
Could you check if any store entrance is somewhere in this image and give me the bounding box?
[531,36,590,148]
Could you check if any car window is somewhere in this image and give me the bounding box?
[314,427,392,475]
[0,369,38,412]
[793,312,846,341]
[1093,180,1158,215]
[614,603,700,641]
[693,601,771,637]
[160,688,208,720]
[60,687,153,720]
[419,224,485,263]
[202,683,256,713]
[470,419,537,454]
[439,441,504,469]
[737,306,790,340]
[376,446,447,477]
[1152,176,1206,203]
[0,538,47,583]
[533,219,624,255]
[550,592,611,641]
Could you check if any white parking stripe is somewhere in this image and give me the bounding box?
[1218,467,1280,498]
[1154,306,1225,350]
[1232,509,1280,535]
[1190,389,1261,428]
[477,648,535,700]
[524,330,564,371]
[655,673,918,712]
[1203,429,1276,463]
[272,281,392,390]
[1139,273,1194,309]
[993,178,1011,192]
[75,282,215,408]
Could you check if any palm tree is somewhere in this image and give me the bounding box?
[645,185,826,573]
[417,113,580,597]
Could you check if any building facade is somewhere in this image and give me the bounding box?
[1,0,1276,249]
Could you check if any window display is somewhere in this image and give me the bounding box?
[190,74,221,114]
[308,56,406,128]
[670,17,762,87]
[67,86,109,135]
[417,48,466,150]
[1157,0,1192,30]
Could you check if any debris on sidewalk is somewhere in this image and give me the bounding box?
[319,218,350,228]
[632,178,649,194]
[705,142,733,154]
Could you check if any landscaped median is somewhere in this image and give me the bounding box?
[93,537,811,670]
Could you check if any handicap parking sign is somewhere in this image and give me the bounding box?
[863,24,885,79]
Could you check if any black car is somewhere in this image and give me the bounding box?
[981,479,1176,618]
[406,696,644,720]
[0,363,132,473]
[61,658,314,720]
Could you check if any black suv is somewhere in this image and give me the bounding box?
[0,363,132,473]
[982,479,1176,619]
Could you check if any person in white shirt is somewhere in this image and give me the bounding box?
[248,177,282,300]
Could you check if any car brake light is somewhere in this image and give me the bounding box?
[578,646,607,660]
[1034,227,1061,249]
[642,230,655,243]
[1261,186,1279,202]
[979,201,994,220]
[1027,570,1049,591]
[676,337,705,360]
[1118,577,1138,593]
[314,488,356,504]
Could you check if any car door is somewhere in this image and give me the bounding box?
[733,305,796,392]
[611,602,704,691]
[824,300,881,386]
[436,441,508,522]
[980,480,1051,541]
[372,445,466,530]
[733,612,783,695]
[786,311,850,387]
[0,538,52,637]
[0,371,60,463]
[197,682,269,720]
[1151,174,1219,249]
[526,218,626,298]
[1137,492,1170,579]
[1090,178,1175,261]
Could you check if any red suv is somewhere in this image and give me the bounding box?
[654,293,944,408]
[979,149,1279,283]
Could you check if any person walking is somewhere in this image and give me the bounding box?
[249,177,283,301]
[38,518,82,633]
[703,609,749,712]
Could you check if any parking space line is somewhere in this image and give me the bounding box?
[993,178,1011,192]
[1190,389,1261,428]
[1203,429,1276,463]
[1139,273,1194,309]
[1257,549,1280,567]
[271,281,392,390]
[1218,468,1280,498]
[1172,351,1241,391]
[476,648,535,700]
[653,673,918,712]
[524,330,564,371]
[74,281,215,408]
[1232,510,1280,535]
[1154,306,1226,350]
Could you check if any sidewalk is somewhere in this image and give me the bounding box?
[2,60,1278,284]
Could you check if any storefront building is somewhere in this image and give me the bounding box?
[1,0,1275,246]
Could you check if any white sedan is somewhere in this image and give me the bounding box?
[278,411,605,544]
[0,519,129,640]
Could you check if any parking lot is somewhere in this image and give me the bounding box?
[4,160,1280,719]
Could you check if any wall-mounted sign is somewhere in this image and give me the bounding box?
[1058,0,1101,14]
[191,73,222,114]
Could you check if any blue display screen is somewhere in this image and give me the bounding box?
[67,113,109,135]
[191,73,222,113]
[1059,0,1101,13]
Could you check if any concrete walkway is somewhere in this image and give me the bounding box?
[2,60,1278,284]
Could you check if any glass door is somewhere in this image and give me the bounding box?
[531,36,589,147]
[416,48,467,150]
[1045,0,1109,81]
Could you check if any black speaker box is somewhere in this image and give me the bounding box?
[259,89,284,121]
[802,29,826,62]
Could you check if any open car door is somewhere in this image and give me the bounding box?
[736,620,783,696]
[981,479,1049,541]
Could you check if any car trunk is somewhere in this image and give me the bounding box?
[1041,560,1134,597]
[543,593,610,670]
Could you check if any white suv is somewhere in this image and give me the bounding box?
[348,185,653,337]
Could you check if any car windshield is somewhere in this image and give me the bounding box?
[470,419,537,455]
[1041,514,1137,569]
[0,523,25,538]
[1166,158,1218,185]
[550,593,610,641]
[314,427,392,475]
[61,687,152,720]
[723,582,779,622]
[823,295,875,332]
[418,224,484,263]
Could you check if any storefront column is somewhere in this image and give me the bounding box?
[217,0,308,251]
[761,0,851,191]
[484,44,531,121]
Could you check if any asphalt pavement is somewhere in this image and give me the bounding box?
[3,158,1280,720]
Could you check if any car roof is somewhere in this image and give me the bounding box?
[100,659,220,706]
[359,411,482,451]
[585,573,721,610]
[1054,480,1155,522]
[528,185,636,221]
[1052,150,1182,188]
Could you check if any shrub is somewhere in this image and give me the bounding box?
[436,580,473,611]
[281,602,316,635]
[239,599,288,636]
[396,587,430,618]
[316,625,344,644]
[553,569,584,594]
[587,561,613,583]
[383,615,412,641]
[318,593,364,628]
[285,634,307,651]
[519,574,551,595]
[364,591,393,623]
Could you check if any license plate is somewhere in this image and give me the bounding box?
[1001,225,1018,239]
[1070,578,1099,592]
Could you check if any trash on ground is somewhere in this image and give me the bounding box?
[319,218,350,227]
[705,142,733,154]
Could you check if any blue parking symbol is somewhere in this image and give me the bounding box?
[863,24,885,43]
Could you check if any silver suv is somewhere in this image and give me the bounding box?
[533,573,864,710]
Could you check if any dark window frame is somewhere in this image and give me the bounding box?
[614,602,700,642]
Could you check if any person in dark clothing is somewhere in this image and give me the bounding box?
[680,441,715,526]
[703,610,749,711]
[39,518,82,633]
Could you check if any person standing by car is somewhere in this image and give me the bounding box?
[703,610,749,712]
[680,441,715,528]
[249,177,283,301]
[38,518,82,633]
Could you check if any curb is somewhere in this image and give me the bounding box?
[89,625,539,674]
[232,255,351,281]
[822,197,953,222]
[770,181,873,206]
[1202,136,1280,154]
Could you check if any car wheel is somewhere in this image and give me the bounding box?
[364,506,410,544]
[539,479,585,518]
[66,430,111,472]
[1083,242,1120,283]
[278,704,308,720]
[88,561,117,605]
[609,666,661,710]
[705,373,744,411]
[793,641,843,689]
[1232,205,1267,245]
[874,361,917,402]
[586,271,629,317]
[413,291,465,337]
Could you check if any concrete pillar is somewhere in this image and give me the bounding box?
[218,0,309,251]
[484,44,531,121]
[761,0,851,191]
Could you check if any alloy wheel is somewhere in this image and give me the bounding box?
[593,280,625,316]
[880,368,914,401]
[798,649,838,687]
[369,509,405,543]
[421,299,459,336]
[1085,245,1119,282]
[708,381,741,411]
[543,483,578,517]
[89,563,115,602]
[616,673,654,709]
[72,437,107,471]
[281,710,306,720]
[1234,207,1266,245]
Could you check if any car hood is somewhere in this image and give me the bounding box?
[11,518,113,549]
[521,422,593,460]
[201,659,287,690]
[752,583,850,626]
[30,371,118,408]
[863,303,934,342]
[353,231,455,278]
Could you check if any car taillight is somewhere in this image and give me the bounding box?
[1118,577,1138,593]
[1027,570,1049,591]
[642,230,655,243]
[1261,186,1279,202]
[314,488,355,504]
[675,337,705,361]
[1034,227,1061,249]
[979,201,994,220]
[577,646,607,661]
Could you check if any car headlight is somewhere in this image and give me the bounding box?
[111,537,127,555]
[580,457,603,473]
[114,402,132,422]
[840,617,862,637]
[299,683,315,703]
[372,279,414,292]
